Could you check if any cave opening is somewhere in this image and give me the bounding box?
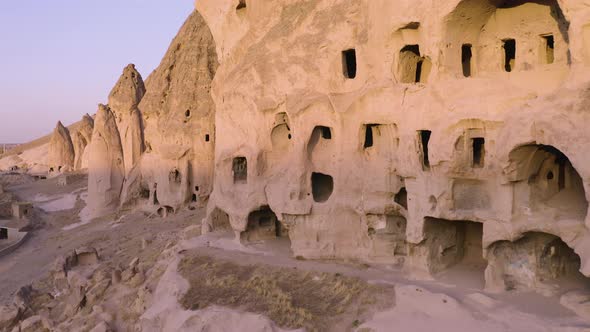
[241,206,290,245]
[311,172,334,203]
[232,157,247,184]
[472,137,485,168]
[508,144,587,221]
[487,232,588,292]
[342,49,357,79]
[394,187,408,209]
[503,39,516,72]
[462,44,473,77]
[422,218,486,287]
[418,130,432,170]
[364,124,377,148]
[542,34,555,64]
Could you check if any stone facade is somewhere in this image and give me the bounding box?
[192,0,590,290]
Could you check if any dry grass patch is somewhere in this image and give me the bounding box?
[178,254,394,331]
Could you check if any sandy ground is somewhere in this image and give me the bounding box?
[1,172,590,331]
[0,173,198,306]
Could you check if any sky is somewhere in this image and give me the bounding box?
[0,1,194,143]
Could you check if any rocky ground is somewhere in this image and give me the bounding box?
[1,173,590,331]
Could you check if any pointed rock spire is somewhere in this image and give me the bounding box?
[108,64,146,173]
[72,114,94,170]
[48,121,75,172]
[87,104,125,219]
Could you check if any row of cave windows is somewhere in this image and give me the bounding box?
[342,34,556,81]
[230,128,485,203]
[234,127,485,176]
[235,1,556,79]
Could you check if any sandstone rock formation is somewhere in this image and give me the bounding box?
[10,0,575,298]
[47,121,75,173]
[119,10,218,213]
[185,0,590,292]
[108,64,146,174]
[72,114,94,170]
[87,104,125,219]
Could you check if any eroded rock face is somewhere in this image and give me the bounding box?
[192,0,590,285]
[60,0,590,294]
[485,232,582,294]
[108,64,146,174]
[48,121,75,173]
[72,114,94,170]
[87,104,125,219]
[127,10,218,211]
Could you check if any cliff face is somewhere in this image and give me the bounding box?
[136,9,219,210]
[189,0,590,290]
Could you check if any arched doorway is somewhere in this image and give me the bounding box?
[507,144,588,222]
[241,206,290,243]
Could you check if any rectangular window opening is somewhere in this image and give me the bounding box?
[542,34,555,64]
[503,39,516,72]
[462,44,472,77]
[342,49,357,79]
[205,134,210,142]
[419,130,432,170]
[364,124,377,148]
[0,228,7,240]
[320,126,332,139]
[472,137,485,168]
[232,157,248,184]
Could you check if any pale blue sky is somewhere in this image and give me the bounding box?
[0,1,194,143]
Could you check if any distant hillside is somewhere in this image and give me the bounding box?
[0,117,92,158]
[0,144,19,154]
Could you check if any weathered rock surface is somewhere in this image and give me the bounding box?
[9,0,590,307]
[47,121,75,173]
[192,0,590,289]
[72,114,94,170]
[561,291,590,321]
[122,10,218,211]
[87,104,125,219]
[108,64,146,174]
